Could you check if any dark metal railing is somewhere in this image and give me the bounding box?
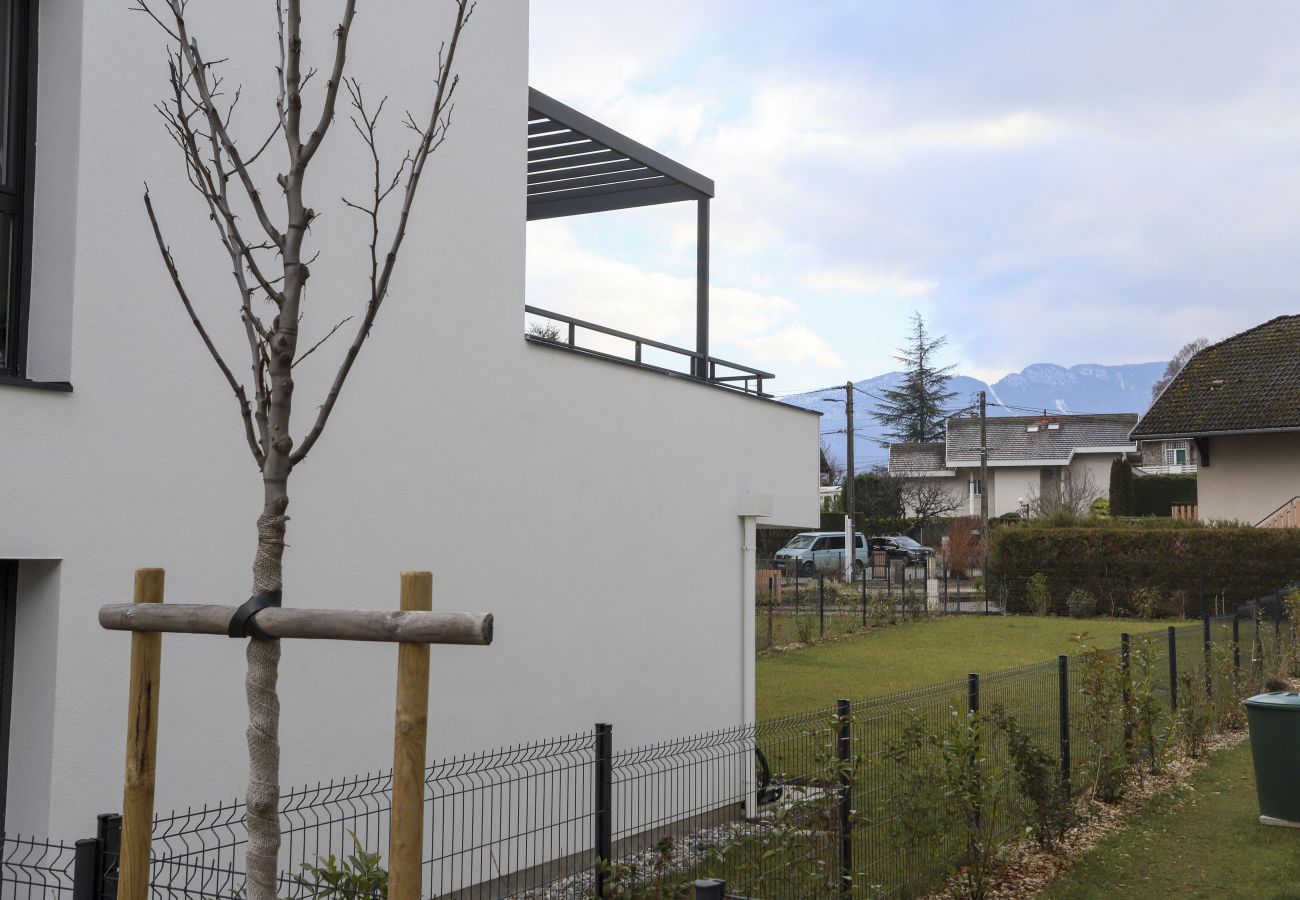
[524,305,774,398]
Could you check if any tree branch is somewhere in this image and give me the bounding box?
[144,187,265,467]
[292,0,474,467]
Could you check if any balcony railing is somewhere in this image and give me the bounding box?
[1134,464,1197,476]
[524,305,774,398]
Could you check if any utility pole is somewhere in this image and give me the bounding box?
[979,390,989,591]
[844,382,855,582]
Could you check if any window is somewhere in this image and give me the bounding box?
[1164,441,1188,466]
[969,477,983,496]
[0,0,33,378]
[822,535,845,551]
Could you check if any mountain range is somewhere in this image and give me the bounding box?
[781,361,1168,471]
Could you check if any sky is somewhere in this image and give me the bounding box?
[527,1,1300,394]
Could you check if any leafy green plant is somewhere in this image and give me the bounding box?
[794,613,817,645]
[1066,589,1097,619]
[1133,587,1162,620]
[1175,668,1213,758]
[1126,635,1171,773]
[1072,635,1128,802]
[592,836,691,898]
[1027,573,1051,616]
[293,832,388,899]
[886,708,1007,899]
[988,705,1075,849]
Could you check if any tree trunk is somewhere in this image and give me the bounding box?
[245,507,287,898]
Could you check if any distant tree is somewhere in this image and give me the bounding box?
[873,312,958,445]
[899,478,964,527]
[1108,459,1135,516]
[526,320,561,342]
[834,466,905,518]
[1027,467,1103,518]
[1150,338,1209,400]
[820,441,845,487]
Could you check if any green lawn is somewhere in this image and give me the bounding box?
[757,615,1177,721]
[1043,740,1300,899]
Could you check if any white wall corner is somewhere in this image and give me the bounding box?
[737,491,774,518]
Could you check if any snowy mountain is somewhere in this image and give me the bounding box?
[785,361,1167,472]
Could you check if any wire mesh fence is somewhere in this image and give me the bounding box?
[9,603,1297,899]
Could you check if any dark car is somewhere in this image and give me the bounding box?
[868,535,934,564]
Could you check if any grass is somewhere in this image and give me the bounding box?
[1043,740,1300,899]
[757,615,1178,721]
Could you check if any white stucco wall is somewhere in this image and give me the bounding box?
[1198,433,1300,524]
[1,1,819,839]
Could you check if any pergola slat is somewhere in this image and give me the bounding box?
[530,167,662,193]
[527,160,655,186]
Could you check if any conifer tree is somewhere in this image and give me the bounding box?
[872,312,958,445]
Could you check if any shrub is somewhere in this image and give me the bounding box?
[989,525,1300,615]
[1027,573,1051,616]
[1133,587,1162,620]
[989,705,1076,849]
[886,709,1007,899]
[294,832,388,899]
[1127,635,1172,772]
[1132,474,1197,517]
[1066,588,1097,619]
[594,836,691,898]
[1073,635,1128,802]
[1090,497,1110,517]
[945,516,983,576]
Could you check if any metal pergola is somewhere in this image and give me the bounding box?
[527,88,716,378]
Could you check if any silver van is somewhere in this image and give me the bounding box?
[773,531,868,576]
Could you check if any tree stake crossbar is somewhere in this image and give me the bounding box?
[100,568,494,900]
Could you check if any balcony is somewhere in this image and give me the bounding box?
[1134,464,1198,476]
[524,88,773,399]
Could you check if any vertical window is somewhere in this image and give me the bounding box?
[1164,441,1188,466]
[0,561,15,837]
[0,0,32,377]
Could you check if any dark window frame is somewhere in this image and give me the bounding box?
[1,0,37,381]
[0,560,17,838]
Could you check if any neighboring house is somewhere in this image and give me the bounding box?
[888,414,1139,517]
[0,3,818,840]
[1135,438,1200,475]
[1131,315,1300,526]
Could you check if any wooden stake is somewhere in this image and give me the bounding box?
[389,572,432,900]
[120,568,165,900]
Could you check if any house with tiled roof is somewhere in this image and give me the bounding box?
[1132,315,1300,526]
[888,413,1139,517]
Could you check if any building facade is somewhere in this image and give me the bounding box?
[889,414,1139,518]
[0,1,819,839]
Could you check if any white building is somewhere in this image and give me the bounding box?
[0,0,818,842]
[888,414,1139,517]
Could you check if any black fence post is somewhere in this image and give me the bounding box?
[767,576,775,651]
[837,698,853,896]
[956,569,962,614]
[818,573,826,639]
[73,839,98,900]
[1168,626,1179,713]
[594,723,613,897]
[1233,610,1241,688]
[694,879,727,900]
[1203,615,1213,698]
[1120,634,1132,759]
[1058,655,1071,796]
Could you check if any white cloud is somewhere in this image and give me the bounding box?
[802,266,937,298]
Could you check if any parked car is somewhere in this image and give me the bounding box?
[773,531,869,576]
[868,535,934,565]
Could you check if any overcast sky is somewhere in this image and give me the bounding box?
[527,1,1300,393]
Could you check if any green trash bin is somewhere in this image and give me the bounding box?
[1244,691,1300,828]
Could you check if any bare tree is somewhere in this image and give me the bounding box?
[134,2,474,896]
[899,477,964,524]
[819,441,844,487]
[1025,467,1103,518]
[1150,337,1209,400]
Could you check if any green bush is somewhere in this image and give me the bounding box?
[1133,587,1162,620]
[1027,574,1051,616]
[990,525,1300,615]
[1133,474,1197,517]
[294,832,388,899]
[1109,459,1135,517]
[1066,588,1097,619]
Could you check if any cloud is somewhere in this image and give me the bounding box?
[802,266,937,298]
[531,1,1300,383]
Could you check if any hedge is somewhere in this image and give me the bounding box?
[1132,474,1197,517]
[989,525,1300,616]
